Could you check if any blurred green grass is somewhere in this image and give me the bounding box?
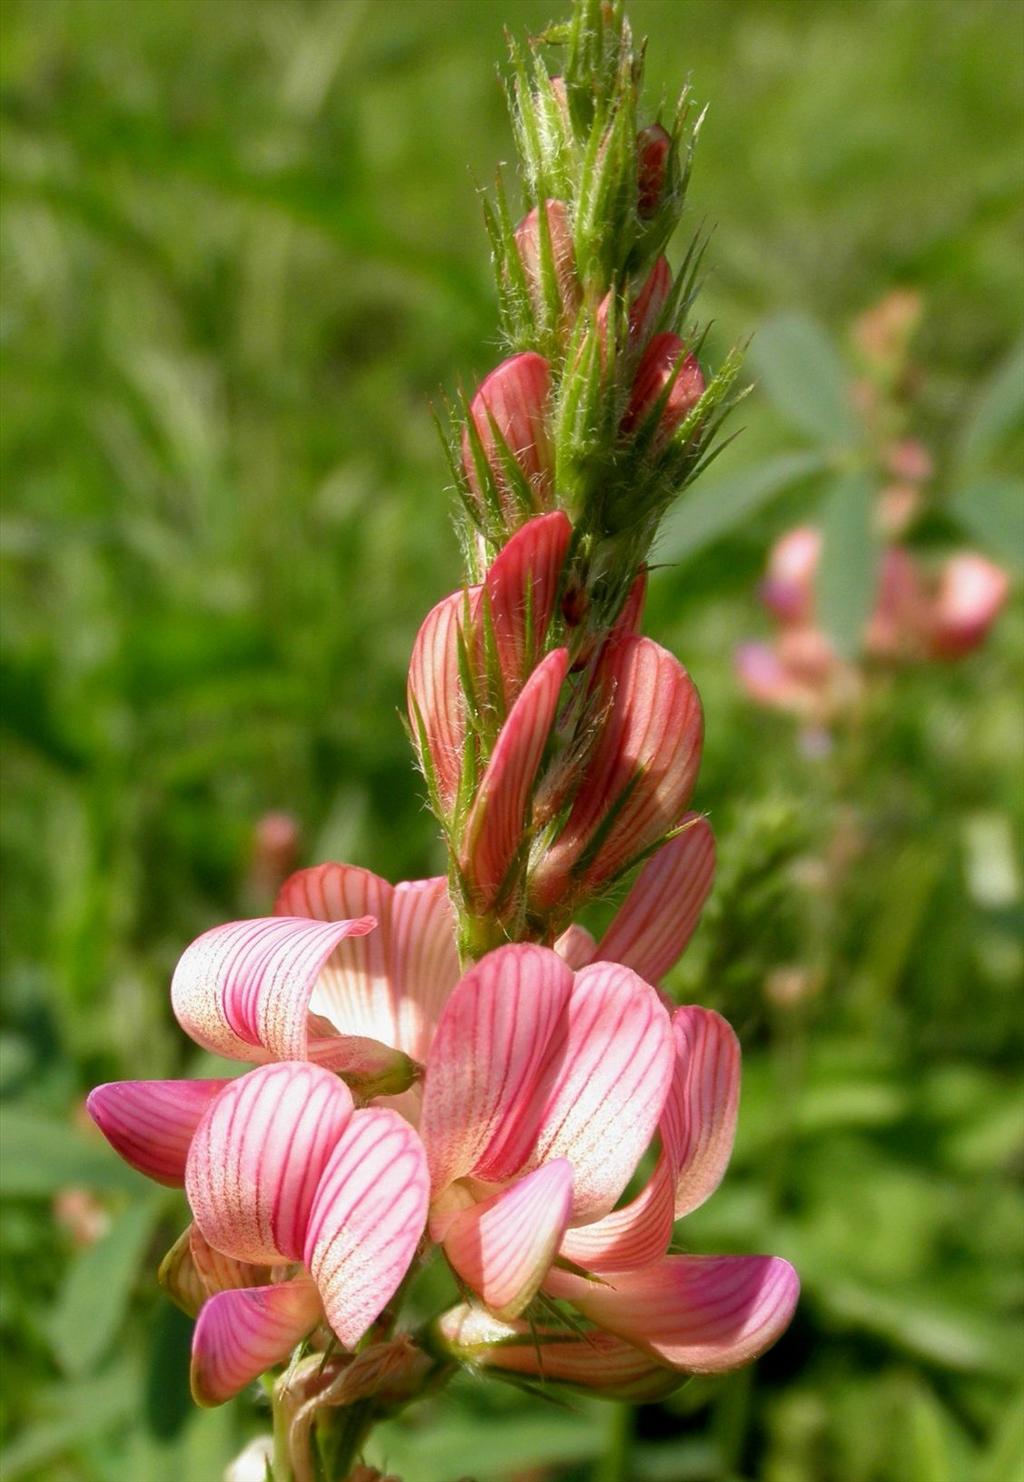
[2,1,1022,1479]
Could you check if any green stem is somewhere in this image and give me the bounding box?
[595,1403,634,1482]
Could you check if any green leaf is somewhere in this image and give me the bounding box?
[948,480,1024,569]
[50,1195,164,1376]
[750,312,861,446]
[657,450,825,562]
[817,470,878,660]
[977,1388,1024,1482]
[955,340,1024,473]
[1,1108,149,1196]
[0,1367,136,1479]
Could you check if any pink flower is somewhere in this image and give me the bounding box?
[636,123,672,218]
[759,527,821,626]
[514,199,579,323]
[529,633,704,913]
[926,553,1009,659]
[461,352,554,528]
[89,1061,429,1405]
[622,332,705,449]
[422,944,797,1379]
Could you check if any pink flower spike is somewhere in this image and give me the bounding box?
[928,553,1009,659]
[191,1276,322,1407]
[514,199,578,321]
[171,915,396,1077]
[531,635,703,908]
[459,649,569,911]
[527,960,673,1220]
[407,587,479,814]
[483,511,572,703]
[595,815,715,985]
[462,353,554,523]
[663,1007,740,1218]
[86,1080,227,1187]
[441,1160,574,1319]
[420,944,574,1191]
[623,333,705,448]
[545,1253,799,1373]
[304,1107,429,1349]
[438,1304,682,1403]
[186,1062,353,1265]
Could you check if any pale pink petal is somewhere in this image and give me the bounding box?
[389,877,460,1061]
[595,815,715,984]
[438,1303,682,1402]
[760,526,821,625]
[191,1277,322,1406]
[557,1152,674,1272]
[459,649,569,910]
[86,1079,227,1187]
[545,1254,800,1372]
[734,641,809,712]
[553,924,596,970]
[189,1223,270,1296]
[186,1062,353,1265]
[526,961,674,1221]
[483,511,572,703]
[170,915,379,1068]
[530,636,703,908]
[420,944,574,1191]
[928,553,1010,659]
[440,1160,573,1319]
[664,1006,740,1218]
[407,588,479,813]
[304,1108,429,1349]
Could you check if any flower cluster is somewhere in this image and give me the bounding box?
[87,3,798,1473]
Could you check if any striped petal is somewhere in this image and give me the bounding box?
[186,1062,353,1265]
[527,961,673,1221]
[595,815,715,984]
[86,1079,227,1187]
[438,1304,683,1402]
[623,332,705,447]
[420,944,574,1191]
[407,588,478,813]
[170,915,386,1073]
[389,877,460,1061]
[664,1006,740,1218]
[462,352,553,521]
[553,924,596,970]
[482,512,572,703]
[545,1254,800,1372]
[530,636,703,909]
[304,1107,429,1349]
[157,1223,270,1320]
[459,649,568,910]
[191,1276,322,1406]
[440,1160,573,1319]
[557,1154,674,1273]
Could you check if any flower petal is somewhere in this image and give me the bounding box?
[86,1079,227,1187]
[389,877,460,1061]
[459,649,568,910]
[556,1154,674,1273]
[527,961,673,1221]
[545,1254,799,1372]
[553,923,596,971]
[304,1107,429,1349]
[462,352,553,521]
[407,588,478,813]
[595,815,715,984]
[663,1007,740,1218]
[440,1160,573,1319]
[191,1277,322,1406]
[438,1303,683,1402]
[420,944,574,1191]
[186,1062,353,1265]
[482,512,572,704]
[171,915,380,1070]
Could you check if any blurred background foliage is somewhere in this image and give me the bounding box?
[1,0,1022,1478]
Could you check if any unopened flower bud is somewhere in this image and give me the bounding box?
[462,353,554,528]
[514,199,579,324]
[759,527,822,625]
[248,810,301,903]
[636,123,672,218]
[926,553,1009,660]
[622,332,704,449]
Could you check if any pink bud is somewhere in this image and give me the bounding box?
[629,256,673,346]
[759,527,822,625]
[514,199,579,322]
[461,352,554,526]
[865,546,928,659]
[636,123,672,218]
[926,553,1009,659]
[622,332,705,449]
